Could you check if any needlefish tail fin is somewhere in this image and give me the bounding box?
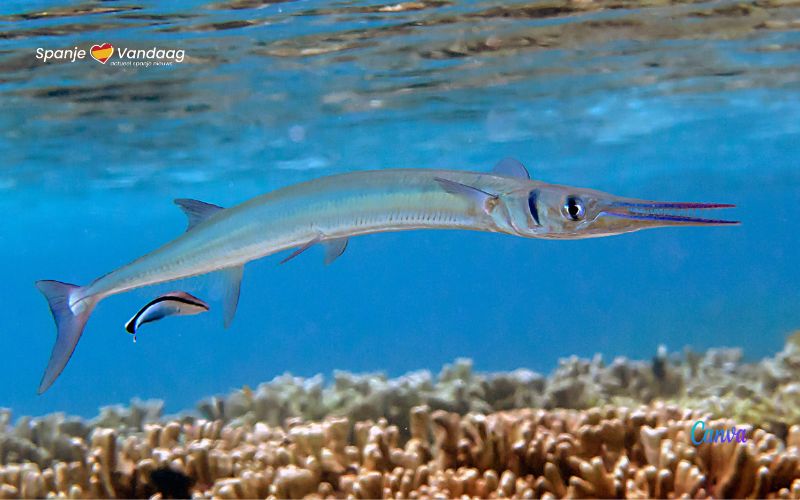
[35,280,98,394]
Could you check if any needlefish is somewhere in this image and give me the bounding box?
[35,159,738,393]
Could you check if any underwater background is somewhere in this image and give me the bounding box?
[0,0,799,425]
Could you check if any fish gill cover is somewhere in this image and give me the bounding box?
[0,0,799,498]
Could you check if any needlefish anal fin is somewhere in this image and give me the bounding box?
[174,199,225,231]
[221,265,244,328]
[492,157,530,180]
[322,237,348,265]
[434,177,499,215]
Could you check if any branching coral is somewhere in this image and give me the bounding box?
[0,403,798,498]
[187,333,800,436]
[1,335,800,498]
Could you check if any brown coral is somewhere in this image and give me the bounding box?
[185,333,800,438]
[0,402,798,499]
[1,336,800,498]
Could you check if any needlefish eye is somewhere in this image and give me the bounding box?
[564,196,585,221]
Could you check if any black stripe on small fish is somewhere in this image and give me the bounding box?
[125,294,209,333]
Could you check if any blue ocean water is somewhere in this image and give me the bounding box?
[0,0,798,418]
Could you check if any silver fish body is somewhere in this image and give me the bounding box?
[35,164,737,393]
[83,170,518,301]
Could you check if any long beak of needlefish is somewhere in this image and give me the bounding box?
[600,200,739,227]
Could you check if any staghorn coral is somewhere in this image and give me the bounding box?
[1,334,800,498]
[0,403,798,498]
[194,333,800,434]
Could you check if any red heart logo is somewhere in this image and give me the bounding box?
[90,43,113,64]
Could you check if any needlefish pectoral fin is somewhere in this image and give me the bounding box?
[221,265,244,328]
[280,234,349,265]
[174,198,225,231]
[280,234,322,264]
[434,177,499,215]
[492,158,530,180]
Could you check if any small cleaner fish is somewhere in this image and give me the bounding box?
[125,291,209,341]
[35,159,738,393]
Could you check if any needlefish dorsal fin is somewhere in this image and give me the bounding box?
[174,198,225,231]
[221,265,244,328]
[280,234,349,265]
[435,177,498,215]
[492,157,530,180]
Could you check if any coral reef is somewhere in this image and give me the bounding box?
[192,331,800,436]
[0,404,798,498]
[1,333,799,498]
